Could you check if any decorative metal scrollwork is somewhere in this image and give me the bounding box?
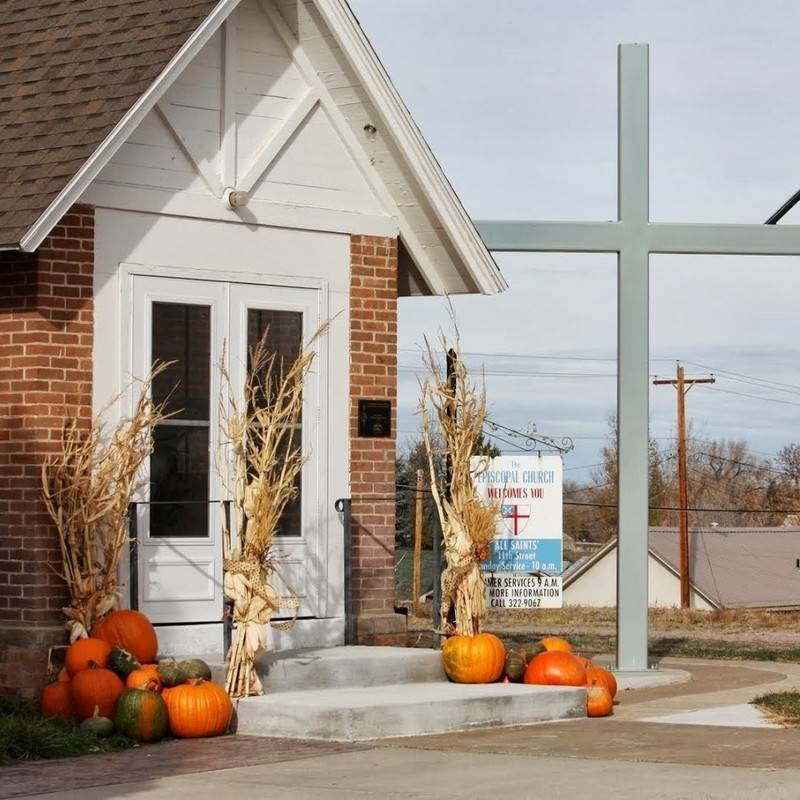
[483,419,574,454]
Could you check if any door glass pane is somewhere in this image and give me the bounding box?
[247,309,303,537]
[150,302,211,538]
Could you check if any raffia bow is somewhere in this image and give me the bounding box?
[223,554,299,696]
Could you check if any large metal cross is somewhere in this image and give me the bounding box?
[475,43,800,671]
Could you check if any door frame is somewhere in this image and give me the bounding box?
[121,263,333,632]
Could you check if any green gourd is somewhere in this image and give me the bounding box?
[108,647,141,677]
[178,658,212,681]
[504,650,527,681]
[157,659,188,687]
[80,706,114,738]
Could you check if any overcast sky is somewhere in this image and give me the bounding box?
[349,0,800,479]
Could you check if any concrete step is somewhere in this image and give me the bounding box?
[235,681,586,741]
[209,646,447,693]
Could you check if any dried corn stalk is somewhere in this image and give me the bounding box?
[41,367,170,642]
[420,335,498,637]
[220,325,326,697]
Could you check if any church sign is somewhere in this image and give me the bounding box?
[473,455,563,608]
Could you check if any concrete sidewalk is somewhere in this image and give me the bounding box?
[6,657,800,800]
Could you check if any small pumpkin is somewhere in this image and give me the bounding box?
[113,687,169,742]
[108,647,141,677]
[504,650,527,682]
[56,667,70,683]
[539,636,572,653]
[586,666,618,699]
[441,632,506,684]
[80,706,114,737]
[71,664,125,721]
[64,637,112,677]
[574,655,593,670]
[40,681,72,720]
[178,658,212,682]
[92,610,158,664]
[587,683,613,717]
[163,679,233,738]
[158,659,188,688]
[524,650,587,687]
[126,664,162,692]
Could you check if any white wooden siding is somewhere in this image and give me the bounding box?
[86,1,390,231]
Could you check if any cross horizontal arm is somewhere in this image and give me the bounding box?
[475,221,624,252]
[648,223,800,255]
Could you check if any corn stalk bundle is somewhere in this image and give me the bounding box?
[221,326,326,697]
[41,368,169,642]
[419,335,498,637]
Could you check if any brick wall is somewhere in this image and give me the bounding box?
[349,234,406,644]
[0,204,94,694]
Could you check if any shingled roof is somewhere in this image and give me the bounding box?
[0,0,219,249]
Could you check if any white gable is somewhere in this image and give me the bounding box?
[88,1,387,228]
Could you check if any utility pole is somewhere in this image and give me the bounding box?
[653,364,715,608]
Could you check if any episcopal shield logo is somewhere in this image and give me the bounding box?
[501,504,531,536]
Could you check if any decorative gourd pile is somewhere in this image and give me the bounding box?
[38,609,233,742]
[441,633,617,718]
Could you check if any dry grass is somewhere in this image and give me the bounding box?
[420,333,497,637]
[751,692,800,727]
[41,366,170,641]
[220,325,325,697]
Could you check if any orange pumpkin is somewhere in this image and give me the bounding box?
[40,681,72,720]
[574,655,593,670]
[441,632,506,684]
[71,664,125,721]
[126,664,162,692]
[92,610,158,664]
[587,683,613,717]
[64,637,112,677]
[524,650,587,687]
[539,636,572,653]
[57,667,70,683]
[162,679,233,738]
[586,666,618,698]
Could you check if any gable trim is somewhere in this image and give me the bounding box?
[312,0,507,295]
[19,0,243,253]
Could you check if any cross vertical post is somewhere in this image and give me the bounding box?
[616,43,650,671]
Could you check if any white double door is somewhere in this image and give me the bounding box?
[131,275,321,625]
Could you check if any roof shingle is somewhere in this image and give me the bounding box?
[0,0,219,248]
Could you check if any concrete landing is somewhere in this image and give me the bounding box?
[236,681,587,741]
[614,668,691,691]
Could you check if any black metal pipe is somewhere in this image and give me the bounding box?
[128,503,138,611]
[765,187,800,225]
[335,498,354,645]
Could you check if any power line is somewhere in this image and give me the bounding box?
[681,359,800,394]
[705,385,800,409]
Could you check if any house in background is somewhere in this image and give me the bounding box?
[0,0,506,694]
[563,527,800,611]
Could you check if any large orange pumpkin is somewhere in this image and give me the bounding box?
[64,637,112,677]
[586,666,617,699]
[524,650,587,687]
[441,632,506,684]
[40,681,72,720]
[586,683,613,717]
[162,679,233,738]
[71,664,125,721]
[92,610,158,664]
[539,636,572,653]
[126,664,162,692]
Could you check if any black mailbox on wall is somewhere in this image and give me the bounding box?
[358,400,392,438]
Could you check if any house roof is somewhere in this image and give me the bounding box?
[563,527,800,610]
[0,0,219,249]
[0,0,506,296]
